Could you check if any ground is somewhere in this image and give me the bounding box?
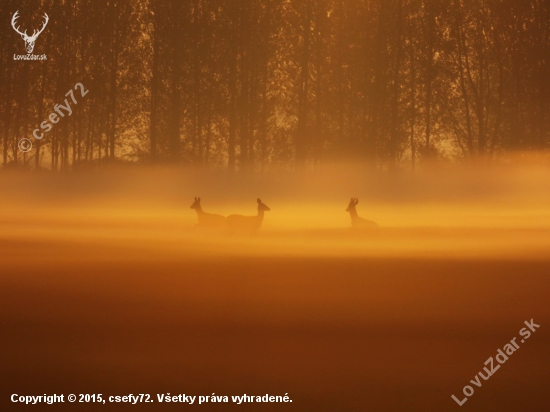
[1,166,549,411]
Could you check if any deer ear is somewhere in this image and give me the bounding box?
[257,198,261,203]
[355,199,359,205]
[194,197,197,201]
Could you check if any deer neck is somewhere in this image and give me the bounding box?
[195,206,204,215]
[257,209,265,221]
[349,209,359,219]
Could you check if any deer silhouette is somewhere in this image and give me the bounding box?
[346,198,378,229]
[190,197,226,229]
[226,198,271,234]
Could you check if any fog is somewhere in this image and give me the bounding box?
[1,155,549,263]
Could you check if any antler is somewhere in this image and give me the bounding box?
[28,13,49,41]
[11,11,27,37]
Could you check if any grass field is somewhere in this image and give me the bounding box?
[1,165,549,411]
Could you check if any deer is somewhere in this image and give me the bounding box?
[11,11,49,54]
[190,197,226,229]
[346,198,379,229]
[226,198,271,234]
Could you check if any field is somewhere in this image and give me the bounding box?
[1,163,549,411]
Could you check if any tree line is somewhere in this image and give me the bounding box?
[0,0,548,171]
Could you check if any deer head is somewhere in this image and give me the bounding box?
[12,11,49,54]
[190,197,201,210]
[346,197,359,212]
[257,198,271,212]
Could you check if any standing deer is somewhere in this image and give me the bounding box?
[11,11,49,54]
[346,198,379,229]
[190,197,226,229]
[226,198,271,234]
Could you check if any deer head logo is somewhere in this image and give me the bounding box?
[11,11,49,54]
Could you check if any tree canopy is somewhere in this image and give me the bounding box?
[1,0,548,171]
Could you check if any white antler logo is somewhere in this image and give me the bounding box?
[11,11,49,54]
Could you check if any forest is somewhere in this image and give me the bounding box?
[0,0,549,171]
